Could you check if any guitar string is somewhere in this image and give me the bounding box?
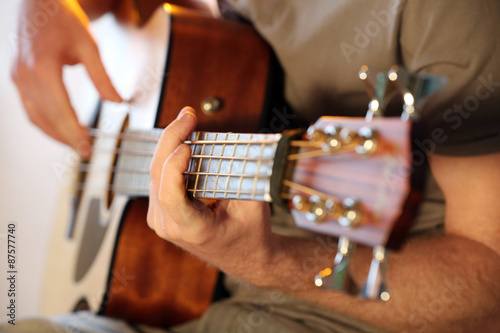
[75,163,272,178]
[287,149,352,161]
[74,164,324,199]
[76,179,275,197]
[73,146,345,194]
[74,175,272,197]
[75,177,322,203]
[73,182,270,197]
[89,147,276,161]
[89,129,356,161]
[88,129,280,145]
[88,128,159,142]
[88,132,356,161]
[282,179,341,203]
[89,129,359,151]
[82,130,345,197]
[88,146,353,162]
[76,131,277,195]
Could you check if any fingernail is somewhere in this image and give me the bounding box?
[177,107,196,120]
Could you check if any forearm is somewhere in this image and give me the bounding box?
[231,233,500,333]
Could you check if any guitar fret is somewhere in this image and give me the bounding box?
[185,136,195,190]
[213,133,228,197]
[225,134,239,199]
[202,133,217,197]
[237,136,252,199]
[193,132,204,198]
[251,142,265,200]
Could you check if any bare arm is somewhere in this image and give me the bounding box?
[148,108,500,332]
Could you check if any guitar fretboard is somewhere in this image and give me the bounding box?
[113,128,281,202]
[186,132,280,201]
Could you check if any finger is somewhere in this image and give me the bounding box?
[150,107,197,183]
[12,63,73,145]
[147,191,167,237]
[12,66,61,141]
[158,143,214,244]
[15,83,66,143]
[37,63,92,157]
[15,58,91,156]
[147,186,184,241]
[79,39,123,103]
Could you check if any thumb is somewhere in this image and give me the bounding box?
[79,39,123,103]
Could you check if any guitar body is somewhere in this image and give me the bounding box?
[42,4,276,328]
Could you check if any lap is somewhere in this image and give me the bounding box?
[0,298,383,333]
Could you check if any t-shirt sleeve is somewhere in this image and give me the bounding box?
[400,0,500,156]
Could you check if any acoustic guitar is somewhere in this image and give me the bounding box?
[42,3,281,328]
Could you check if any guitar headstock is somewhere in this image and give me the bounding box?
[285,116,413,248]
[280,66,447,300]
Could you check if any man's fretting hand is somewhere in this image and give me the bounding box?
[147,107,276,275]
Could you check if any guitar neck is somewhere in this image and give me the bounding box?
[112,128,282,202]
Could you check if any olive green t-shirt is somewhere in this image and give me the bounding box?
[228,0,500,156]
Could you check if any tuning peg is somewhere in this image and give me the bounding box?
[339,127,379,156]
[338,197,362,228]
[292,195,336,223]
[304,123,378,156]
[387,65,448,121]
[314,236,359,295]
[360,246,391,301]
[359,65,389,121]
[306,125,343,153]
[322,125,343,152]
